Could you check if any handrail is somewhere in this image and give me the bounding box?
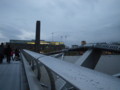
[21,52,43,90]
[21,49,120,90]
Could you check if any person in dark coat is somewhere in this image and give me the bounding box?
[0,43,4,63]
[5,45,12,63]
[14,49,20,60]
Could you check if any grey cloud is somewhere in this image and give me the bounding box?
[0,25,23,41]
[0,0,120,46]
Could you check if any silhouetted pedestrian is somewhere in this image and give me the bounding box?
[5,45,12,63]
[14,49,20,61]
[0,43,4,63]
[11,49,14,61]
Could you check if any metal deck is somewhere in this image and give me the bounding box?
[0,60,21,90]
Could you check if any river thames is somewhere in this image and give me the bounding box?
[59,55,120,75]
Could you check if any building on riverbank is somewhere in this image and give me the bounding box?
[6,39,65,53]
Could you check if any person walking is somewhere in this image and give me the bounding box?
[11,49,14,61]
[5,45,12,63]
[0,43,4,63]
[14,49,20,61]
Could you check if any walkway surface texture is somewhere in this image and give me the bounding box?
[0,59,21,90]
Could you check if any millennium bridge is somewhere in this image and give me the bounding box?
[0,43,120,90]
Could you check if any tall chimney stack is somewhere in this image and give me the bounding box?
[35,21,40,52]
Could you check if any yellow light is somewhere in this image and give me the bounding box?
[27,42,35,44]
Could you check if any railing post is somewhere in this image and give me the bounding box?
[44,67,56,90]
[36,60,41,80]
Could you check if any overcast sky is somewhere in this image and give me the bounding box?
[0,0,120,46]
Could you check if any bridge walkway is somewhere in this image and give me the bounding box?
[0,58,27,90]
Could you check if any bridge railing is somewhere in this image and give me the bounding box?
[95,44,120,52]
[21,49,77,90]
[21,49,120,90]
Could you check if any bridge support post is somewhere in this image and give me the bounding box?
[75,49,102,69]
